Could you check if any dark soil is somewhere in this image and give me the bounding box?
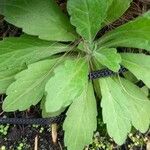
[0,0,150,150]
[0,124,64,149]
[0,95,65,150]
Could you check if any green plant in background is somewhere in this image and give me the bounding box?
[16,143,24,150]
[0,145,6,150]
[0,124,9,136]
[0,0,150,149]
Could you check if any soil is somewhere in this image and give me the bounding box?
[0,95,65,150]
[0,0,150,150]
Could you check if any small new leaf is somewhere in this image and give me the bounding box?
[121,53,150,88]
[45,58,88,113]
[94,48,121,72]
[63,82,97,150]
[3,59,58,111]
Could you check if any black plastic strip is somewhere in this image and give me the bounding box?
[89,66,128,80]
[0,115,64,125]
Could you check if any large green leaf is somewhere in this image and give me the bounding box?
[63,82,97,150]
[0,0,76,41]
[121,53,150,88]
[98,11,150,51]
[115,78,150,132]
[99,77,150,144]
[94,48,121,72]
[67,0,110,42]
[0,35,71,72]
[3,58,58,111]
[100,77,131,144]
[104,0,132,25]
[45,58,88,113]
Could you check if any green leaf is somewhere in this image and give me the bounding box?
[0,0,77,41]
[3,58,58,111]
[116,78,150,132]
[104,0,132,25]
[99,77,150,144]
[67,0,110,42]
[45,58,89,113]
[100,77,131,144]
[40,97,65,118]
[63,82,97,150]
[0,68,21,94]
[98,11,150,51]
[0,35,67,93]
[94,48,121,72]
[121,53,150,88]
[0,35,70,72]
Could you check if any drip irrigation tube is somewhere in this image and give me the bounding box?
[0,115,64,125]
[0,66,145,125]
[89,66,128,80]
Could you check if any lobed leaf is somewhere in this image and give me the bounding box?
[63,82,97,150]
[100,77,131,144]
[45,58,89,113]
[116,78,150,132]
[3,58,58,111]
[99,77,150,144]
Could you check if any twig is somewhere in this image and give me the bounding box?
[34,135,38,150]
[58,141,63,150]
[51,123,58,144]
